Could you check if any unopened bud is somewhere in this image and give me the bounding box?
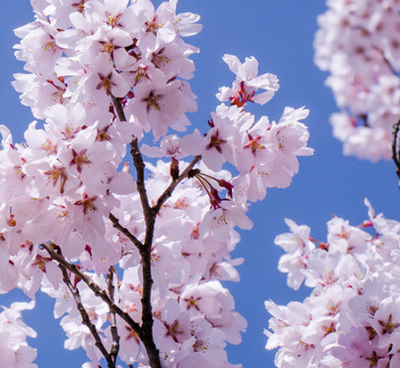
[170,157,179,180]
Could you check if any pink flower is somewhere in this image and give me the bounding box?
[217,54,279,107]
[0,301,37,368]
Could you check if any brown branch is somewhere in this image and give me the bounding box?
[138,236,160,368]
[129,138,161,368]
[110,94,207,368]
[111,95,127,122]
[107,267,120,365]
[57,253,115,368]
[392,119,400,191]
[130,138,153,219]
[153,155,202,214]
[108,212,143,250]
[382,51,397,76]
[41,243,143,339]
[373,45,398,76]
[111,96,162,368]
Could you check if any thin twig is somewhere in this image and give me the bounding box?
[381,50,397,76]
[41,243,143,338]
[153,154,202,214]
[373,45,398,76]
[107,267,120,365]
[109,212,143,250]
[57,254,115,368]
[392,119,400,191]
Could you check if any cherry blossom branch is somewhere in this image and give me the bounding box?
[108,212,143,250]
[107,267,120,365]
[138,236,160,368]
[110,96,161,368]
[110,94,153,217]
[58,261,115,368]
[129,140,161,368]
[111,95,126,123]
[377,47,398,76]
[392,119,400,190]
[152,155,202,214]
[110,95,203,368]
[130,138,153,217]
[43,241,162,368]
[40,243,143,338]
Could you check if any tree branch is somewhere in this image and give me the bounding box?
[111,96,162,368]
[108,212,143,250]
[109,94,207,368]
[392,119,400,191]
[57,252,115,368]
[41,243,143,339]
[138,234,160,368]
[373,45,398,76]
[129,137,161,368]
[111,95,127,122]
[153,155,202,214]
[130,138,153,219]
[107,267,120,365]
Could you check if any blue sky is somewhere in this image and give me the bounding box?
[1,1,400,367]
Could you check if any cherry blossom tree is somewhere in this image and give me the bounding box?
[314,0,400,163]
[0,1,313,367]
[265,1,400,367]
[265,199,400,367]
[5,1,400,367]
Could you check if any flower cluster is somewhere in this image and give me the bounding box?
[266,199,400,367]
[39,160,249,367]
[0,301,37,368]
[0,0,312,367]
[315,0,400,161]
[14,0,200,139]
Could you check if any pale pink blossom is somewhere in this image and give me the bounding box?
[217,54,279,107]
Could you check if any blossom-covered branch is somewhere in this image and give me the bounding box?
[57,256,116,368]
[41,243,143,339]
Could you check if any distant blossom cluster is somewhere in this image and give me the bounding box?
[315,0,400,161]
[0,0,312,367]
[266,200,400,367]
[0,301,37,368]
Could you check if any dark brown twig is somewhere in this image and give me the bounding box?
[153,154,202,214]
[111,95,127,123]
[130,138,153,218]
[109,96,162,368]
[108,212,143,250]
[41,243,143,338]
[107,267,120,365]
[374,45,398,76]
[57,251,115,368]
[392,119,400,191]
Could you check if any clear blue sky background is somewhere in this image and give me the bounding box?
[1,1,400,367]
